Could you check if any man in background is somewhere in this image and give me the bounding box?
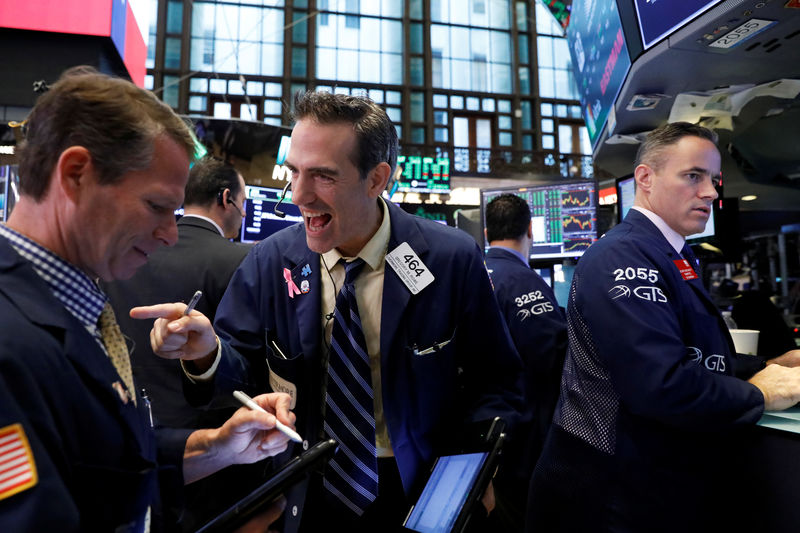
[102,156,254,530]
[0,67,293,531]
[527,122,800,532]
[484,193,567,530]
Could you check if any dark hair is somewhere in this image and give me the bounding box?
[486,193,531,242]
[183,156,242,207]
[18,66,195,201]
[634,122,718,171]
[292,91,398,180]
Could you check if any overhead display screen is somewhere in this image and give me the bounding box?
[567,0,631,148]
[635,0,722,49]
[396,155,450,194]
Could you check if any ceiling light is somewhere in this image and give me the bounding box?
[741,195,757,202]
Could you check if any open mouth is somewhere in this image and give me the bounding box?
[303,210,332,232]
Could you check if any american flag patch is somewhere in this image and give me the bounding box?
[0,423,38,501]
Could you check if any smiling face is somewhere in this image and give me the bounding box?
[74,134,190,280]
[635,135,721,237]
[284,119,388,256]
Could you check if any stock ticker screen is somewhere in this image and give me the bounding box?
[239,185,301,243]
[395,155,451,193]
[482,181,598,261]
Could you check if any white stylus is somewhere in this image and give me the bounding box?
[233,390,302,443]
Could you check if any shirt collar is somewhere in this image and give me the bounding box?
[630,206,684,254]
[490,245,529,267]
[322,198,391,270]
[0,224,106,330]
[180,214,224,237]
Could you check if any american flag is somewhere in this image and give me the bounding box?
[0,424,38,501]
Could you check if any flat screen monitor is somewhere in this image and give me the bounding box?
[395,155,451,194]
[616,175,716,241]
[635,0,722,49]
[616,175,636,223]
[481,181,598,261]
[567,0,632,148]
[240,185,302,243]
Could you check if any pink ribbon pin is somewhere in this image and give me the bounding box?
[284,268,301,298]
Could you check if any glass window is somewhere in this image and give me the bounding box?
[209,79,227,94]
[542,134,555,150]
[515,1,528,32]
[518,66,530,94]
[386,91,402,105]
[466,97,480,111]
[265,82,282,97]
[411,92,425,123]
[264,99,282,115]
[412,127,425,144]
[386,107,401,123]
[522,134,533,151]
[498,115,511,129]
[450,95,464,109]
[292,48,307,77]
[521,100,532,129]
[165,37,181,69]
[453,117,469,146]
[557,104,568,117]
[580,127,591,155]
[382,19,403,53]
[360,52,381,84]
[241,104,258,121]
[476,118,492,148]
[482,98,495,112]
[166,1,183,34]
[571,105,582,119]
[246,81,263,96]
[410,57,424,86]
[498,99,511,113]
[434,127,448,143]
[410,23,423,54]
[395,125,402,139]
[144,74,154,90]
[433,94,448,108]
[293,11,308,43]
[213,102,231,119]
[263,117,282,126]
[369,89,384,103]
[147,33,156,69]
[499,132,512,145]
[434,110,448,125]
[559,125,573,153]
[163,75,180,108]
[541,102,553,116]
[542,119,554,133]
[410,0,423,19]
[518,34,529,64]
[228,79,244,95]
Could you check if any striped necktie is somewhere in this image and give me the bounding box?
[323,258,379,516]
[98,302,137,406]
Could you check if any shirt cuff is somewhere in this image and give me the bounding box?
[181,336,221,382]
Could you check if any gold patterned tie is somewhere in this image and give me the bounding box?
[98,302,137,406]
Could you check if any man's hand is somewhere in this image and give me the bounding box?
[748,364,800,411]
[129,303,217,362]
[767,349,800,368]
[183,392,296,484]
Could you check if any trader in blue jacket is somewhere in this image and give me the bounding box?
[527,122,800,533]
[484,193,567,530]
[0,67,295,532]
[136,91,524,532]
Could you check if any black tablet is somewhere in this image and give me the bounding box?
[403,418,506,533]
[196,438,338,533]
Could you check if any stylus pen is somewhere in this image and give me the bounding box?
[233,390,303,443]
[183,290,203,316]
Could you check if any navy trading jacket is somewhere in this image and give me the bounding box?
[208,199,524,533]
[0,237,189,532]
[527,209,764,533]
[485,247,566,468]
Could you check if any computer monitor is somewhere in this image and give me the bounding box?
[239,185,302,243]
[481,180,599,261]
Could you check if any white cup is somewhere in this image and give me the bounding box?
[730,329,759,356]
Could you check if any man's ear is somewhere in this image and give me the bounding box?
[367,162,392,198]
[56,146,93,202]
[634,163,654,194]
[527,220,533,240]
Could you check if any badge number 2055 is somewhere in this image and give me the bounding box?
[515,290,544,307]
[613,267,658,283]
